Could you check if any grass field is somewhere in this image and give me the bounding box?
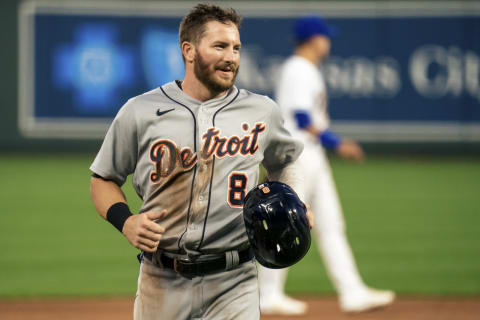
[0,153,479,298]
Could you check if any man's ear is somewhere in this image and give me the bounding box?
[182,41,195,63]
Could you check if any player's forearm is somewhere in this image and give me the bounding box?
[304,124,322,138]
[267,160,305,202]
[90,177,128,220]
[295,112,341,147]
[302,125,343,150]
[293,111,322,137]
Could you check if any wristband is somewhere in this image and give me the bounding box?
[106,202,133,233]
[318,130,342,150]
[293,110,312,129]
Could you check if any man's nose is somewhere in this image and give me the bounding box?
[223,47,237,63]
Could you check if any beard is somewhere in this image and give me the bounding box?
[194,52,239,95]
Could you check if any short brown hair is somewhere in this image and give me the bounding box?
[179,3,242,46]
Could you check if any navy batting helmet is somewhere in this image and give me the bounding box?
[243,181,311,269]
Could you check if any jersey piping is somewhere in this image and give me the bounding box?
[196,88,241,252]
[159,85,198,253]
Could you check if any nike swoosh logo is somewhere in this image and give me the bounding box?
[156,108,175,116]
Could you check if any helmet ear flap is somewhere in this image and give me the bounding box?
[243,181,311,269]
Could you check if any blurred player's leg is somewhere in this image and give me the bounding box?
[311,149,364,293]
[258,267,307,315]
[312,149,395,312]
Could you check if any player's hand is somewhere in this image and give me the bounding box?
[122,210,166,253]
[305,204,314,229]
[336,140,365,162]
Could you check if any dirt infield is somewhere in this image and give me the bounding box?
[1,296,479,320]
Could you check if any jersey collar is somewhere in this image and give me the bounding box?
[161,81,239,108]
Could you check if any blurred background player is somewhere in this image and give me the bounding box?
[258,15,395,315]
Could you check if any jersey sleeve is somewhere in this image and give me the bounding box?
[89,99,138,186]
[262,99,304,173]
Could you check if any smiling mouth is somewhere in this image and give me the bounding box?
[216,68,234,79]
[216,64,235,72]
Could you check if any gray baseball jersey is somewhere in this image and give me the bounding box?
[90,80,303,260]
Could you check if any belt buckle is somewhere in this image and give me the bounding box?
[173,258,195,279]
[173,259,178,273]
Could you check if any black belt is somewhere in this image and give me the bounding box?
[143,248,254,279]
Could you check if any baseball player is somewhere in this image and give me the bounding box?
[89,4,312,320]
[258,15,395,315]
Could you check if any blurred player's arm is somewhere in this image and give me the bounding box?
[294,110,364,162]
[90,174,165,253]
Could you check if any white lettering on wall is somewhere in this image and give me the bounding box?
[409,45,480,101]
[322,56,401,98]
[235,48,271,92]
[465,51,480,101]
[236,45,480,103]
